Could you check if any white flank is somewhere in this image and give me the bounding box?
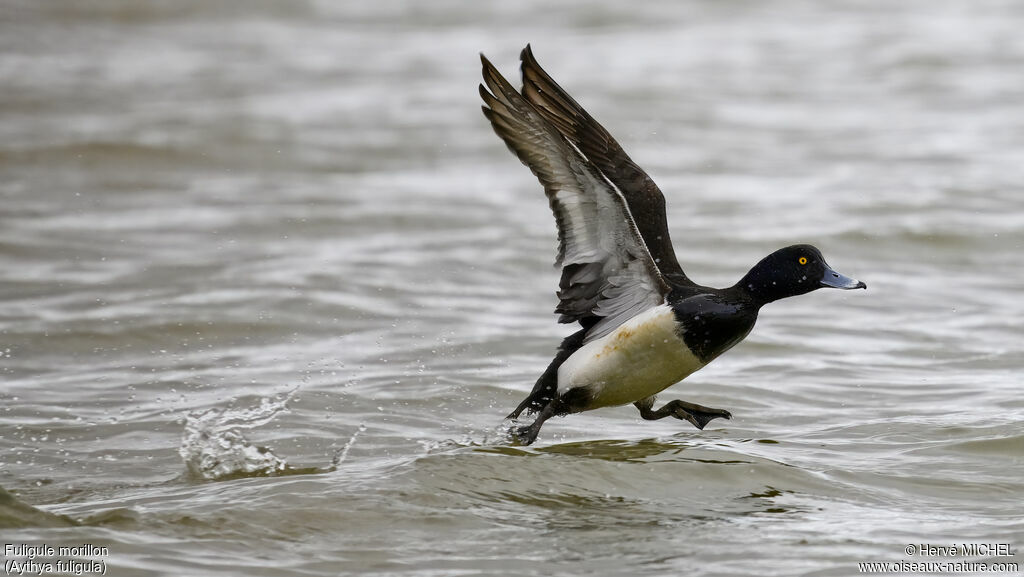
[556,304,706,409]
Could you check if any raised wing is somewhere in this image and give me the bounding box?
[480,54,669,342]
[518,44,694,287]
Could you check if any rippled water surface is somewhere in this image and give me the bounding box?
[2,1,1023,575]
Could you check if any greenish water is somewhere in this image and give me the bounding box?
[2,1,1023,575]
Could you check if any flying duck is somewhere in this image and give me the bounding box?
[479,45,866,445]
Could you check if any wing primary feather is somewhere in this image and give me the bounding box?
[480,51,670,342]
[518,45,693,286]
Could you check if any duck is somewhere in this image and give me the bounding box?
[479,45,866,445]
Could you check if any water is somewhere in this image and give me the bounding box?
[2,0,1023,575]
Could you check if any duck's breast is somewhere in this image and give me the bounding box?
[557,304,706,409]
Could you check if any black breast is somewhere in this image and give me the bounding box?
[669,291,758,364]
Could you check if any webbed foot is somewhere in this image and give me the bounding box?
[634,397,732,430]
[509,398,565,445]
[513,423,542,445]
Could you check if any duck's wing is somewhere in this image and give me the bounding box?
[481,54,670,342]
[518,45,694,287]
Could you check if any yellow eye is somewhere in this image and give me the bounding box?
[798,257,808,265]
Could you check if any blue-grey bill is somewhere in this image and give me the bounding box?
[821,266,867,290]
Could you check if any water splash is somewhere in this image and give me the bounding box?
[331,423,366,468]
[418,421,517,454]
[179,389,296,481]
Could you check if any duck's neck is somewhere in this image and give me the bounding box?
[734,267,789,307]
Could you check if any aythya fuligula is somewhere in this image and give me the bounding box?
[480,46,866,445]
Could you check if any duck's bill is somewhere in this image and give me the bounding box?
[821,266,867,290]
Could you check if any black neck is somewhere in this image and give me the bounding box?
[734,269,789,307]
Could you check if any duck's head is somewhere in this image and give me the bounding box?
[739,244,866,305]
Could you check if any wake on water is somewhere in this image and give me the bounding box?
[179,387,527,481]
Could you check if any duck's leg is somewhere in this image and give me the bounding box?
[508,329,587,420]
[514,398,567,445]
[634,396,732,430]
[507,359,558,420]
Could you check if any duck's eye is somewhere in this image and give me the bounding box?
[798,257,808,265]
